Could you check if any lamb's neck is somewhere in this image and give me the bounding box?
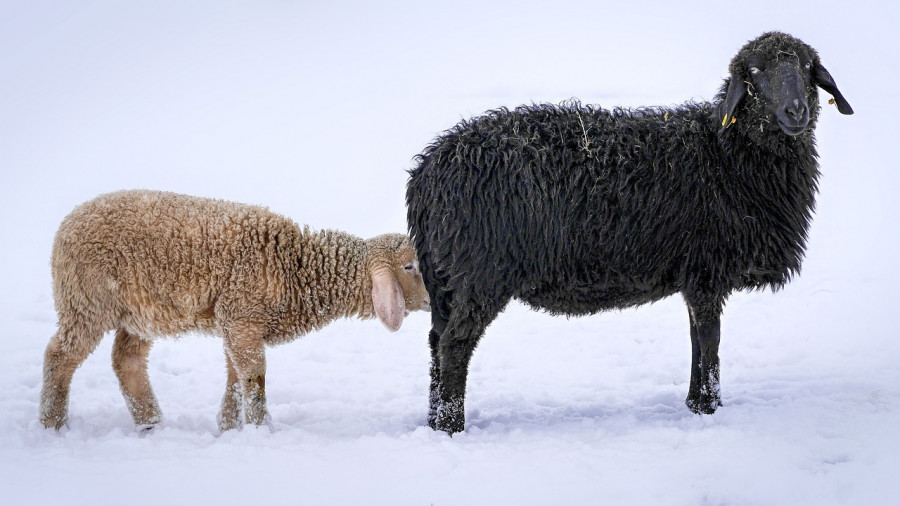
[299,230,375,325]
[351,262,377,322]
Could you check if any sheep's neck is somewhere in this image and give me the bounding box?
[708,107,820,289]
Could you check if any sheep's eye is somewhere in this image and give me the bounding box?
[403,263,417,273]
[749,66,761,75]
[804,62,812,70]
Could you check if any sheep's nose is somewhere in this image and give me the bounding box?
[785,99,808,122]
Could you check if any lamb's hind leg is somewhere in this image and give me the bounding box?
[111,329,161,429]
[40,322,105,430]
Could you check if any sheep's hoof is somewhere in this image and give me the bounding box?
[433,417,464,435]
[685,396,723,415]
[433,399,465,435]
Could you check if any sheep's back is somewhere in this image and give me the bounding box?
[408,103,717,305]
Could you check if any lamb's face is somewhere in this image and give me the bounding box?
[720,32,852,139]
[390,242,431,314]
[367,234,430,332]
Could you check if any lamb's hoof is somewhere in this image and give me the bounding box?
[136,424,157,435]
[217,414,244,433]
[686,396,723,415]
[39,413,68,431]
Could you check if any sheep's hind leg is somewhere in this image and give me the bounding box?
[112,329,161,429]
[222,321,270,428]
[40,322,105,430]
[426,291,451,430]
[217,353,244,432]
[434,292,508,435]
[427,327,444,430]
[684,296,723,414]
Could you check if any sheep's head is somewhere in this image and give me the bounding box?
[719,32,852,140]
[366,233,430,332]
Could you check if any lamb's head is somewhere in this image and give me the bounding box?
[719,32,852,140]
[365,233,430,332]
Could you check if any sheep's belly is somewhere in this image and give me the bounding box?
[517,282,678,316]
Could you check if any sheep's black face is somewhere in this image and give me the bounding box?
[749,58,814,136]
[718,32,852,141]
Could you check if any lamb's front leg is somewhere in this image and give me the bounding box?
[222,321,270,428]
[217,352,243,432]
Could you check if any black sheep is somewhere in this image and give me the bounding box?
[406,32,853,434]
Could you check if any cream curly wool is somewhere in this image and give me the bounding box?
[40,190,429,431]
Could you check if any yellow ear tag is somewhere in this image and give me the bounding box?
[722,114,729,127]
[828,98,836,106]
[731,116,737,125]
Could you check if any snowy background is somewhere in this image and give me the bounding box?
[2,1,898,504]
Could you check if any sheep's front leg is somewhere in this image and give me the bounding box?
[684,295,723,414]
[222,321,270,428]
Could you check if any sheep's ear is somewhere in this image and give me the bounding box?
[814,65,853,115]
[718,76,746,134]
[371,268,405,332]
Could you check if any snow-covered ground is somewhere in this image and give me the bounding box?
[2,1,897,504]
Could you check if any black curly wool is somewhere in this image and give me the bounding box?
[406,32,852,434]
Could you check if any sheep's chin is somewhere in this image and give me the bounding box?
[777,121,808,137]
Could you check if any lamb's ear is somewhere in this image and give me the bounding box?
[814,64,853,115]
[718,75,746,134]
[371,268,405,332]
